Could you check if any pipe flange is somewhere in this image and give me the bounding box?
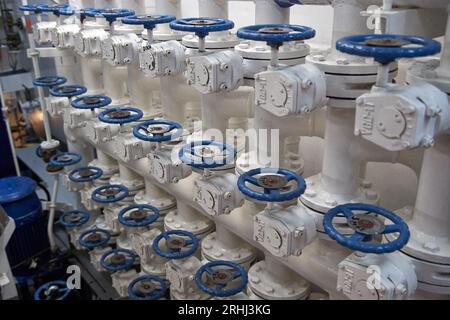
[201,232,257,269]
[247,261,311,300]
[235,151,304,177]
[164,211,215,239]
[109,173,145,193]
[406,59,450,95]
[87,159,118,180]
[182,33,240,50]
[134,190,176,212]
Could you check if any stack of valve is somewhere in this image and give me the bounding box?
[18,1,450,301]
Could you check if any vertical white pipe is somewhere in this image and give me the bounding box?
[0,90,21,176]
[95,0,121,8]
[128,58,161,113]
[437,10,450,75]
[215,223,244,249]
[103,62,128,102]
[97,149,117,165]
[412,136,450,237]
[321,107,360,196]
[155,0,182,34]
[176,200,204,221]
[81,58,104,94]
[198,0,228,18]
[144,177,170,199]
[123,0,146,14]
[255,0,290,24]
[48,174,60,252]
[118,162,141,181]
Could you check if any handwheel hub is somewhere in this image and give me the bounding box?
[348,214,385,235]
[259,27,293,34]
[257,174,288,189]
[363,38,411,48]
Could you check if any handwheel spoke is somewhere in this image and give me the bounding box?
[381,224,401,234]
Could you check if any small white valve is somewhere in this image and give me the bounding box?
[148,151,192,184]
[185,50,243,94]
[139,40,186,77]
[33,21,57,45]
[101,33,141,66]
[51,23,80,49]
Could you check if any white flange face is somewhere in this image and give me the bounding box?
[109,173,145,195]
[164,211,215,239]
[336,251,417,300]
[166,257,209,300]
[254,205,317,258]
[354,83,450,151]
[33,21,57,45]
[247,261,311,300]
[201,232,257,269]
[111,269,138,298]
[385,206,450,294]
[407,59,450,95]
[235,151,304,178]
[182,33,240,50]
[193,173,245,216]
[51,23,80,49]
[307,52,397,108]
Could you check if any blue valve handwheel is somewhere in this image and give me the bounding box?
[100,248,136,272]
[98,107,144,124]
[19,5,42,13]
[79,228,111,249]
[59,210,90,228]
[33,76,67,88]
[118,204,159,228]
[178,140,236,169]
[238,168,306,202]
[274,0,303,8]
[96,8,135,23]
[195,261,248,298]
[71,95,112,110]
[34,280,71,301]
[91,184,129,204]
[336,34,442,65]
[122,14,176,30]
[50,152,82,167]
[323,203,410,254]
[128,275,167,300]
[50,85,87,98]
[78,7,101,17]
[37,4,71,15]
[170,17,234,38]
[69,166,103,183]
[133,119,183,142]
[237,24,315,47]
[152,230,199,260]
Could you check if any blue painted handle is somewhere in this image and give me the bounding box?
[336,34,442,65]
[122,14,176,30]
[50,152,82,167]
[33,76,67,88]
[237,167,306,202]
[91,184,129,204]
[50,85,87,98]
[118,204,160,227]
[19,5,42,13]
[133,119,183,142]
[237,24,315,47]
[195,261,248,297]
[98,107,144,124]
[274,0,303,8]
[71,95,112,110]
[323,203,410,254]
[79,228,111,249]
[128,275,167,300]
[69,166,103,183]
[34,280,71,300]
[152,230,199,260]
[59,210,90,228]
[170,17,234,38]
[77,8,101,17]
[178,140,236,169]
[96,8,135,23]
[100,248,137,272]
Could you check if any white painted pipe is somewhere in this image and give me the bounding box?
[175,198,205,222]
[215,223,246,249]
[95,0,121,8]
[123,0,146,14]
[0,94,21,176]
[48,174,60,252]
[155,0,182,35]
[412,136,450,237]
[97,149,117,166]
[144,177,171,199]
[436,10,450,76]
[254,0,290,24]
[81,58,104,94]
[128,59,161,114]
[118,162,141,181]
[198,0,228,18]
[103,62,129,103]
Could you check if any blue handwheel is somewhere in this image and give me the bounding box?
[71,95,112,110]
[133,119,183,142]
[323,203,410,254]
[122,14,176,30]
[128,275,167,300]
[36,4,71,16]
[59,210,90,228]
[50,152,82,167]
[77,7,101,17]
[33,76,67,88]
[95,8,135,23]
[178,140,236,169]
[69,166,103,183]
[79,228,111,249]
[152,230,199,260]
[336,34,442,65]
[34,280,71,300]
[98,107,144,124]
[237,24,316,47]
[19,5,42,13]
[170,17,234,38]
[274,0,302,8]
[91,184,129,203]
[50,85,87,98]
[195,261,248,298]
[238,167,306,202]
[100,248,136,272]
[118,204,159,228]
